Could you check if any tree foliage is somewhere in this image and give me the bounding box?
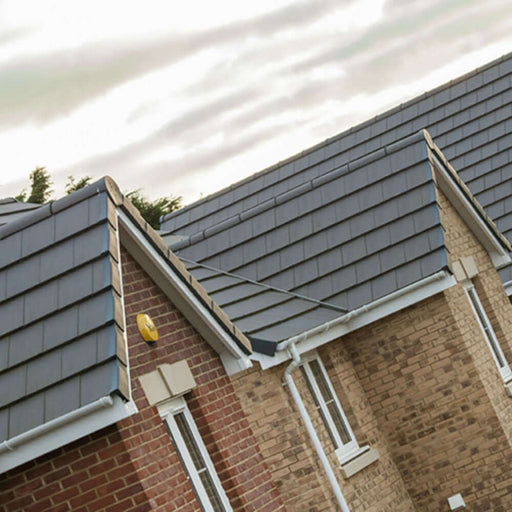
[65,175,92,194]
[16,169,181,230]
[16,166,53,204]
[126,190,182,230]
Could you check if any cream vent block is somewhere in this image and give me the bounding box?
[139,361,196,405]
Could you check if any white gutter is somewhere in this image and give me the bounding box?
[283,343,350,512]
[0,394,137,473]
[0,396,114,454]
[248,271,456,370]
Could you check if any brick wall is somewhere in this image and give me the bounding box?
[117,247,284,511]
[231,351,417,511]
[0,425,153,512]
[339,186,512,511]
[0,247,284,512]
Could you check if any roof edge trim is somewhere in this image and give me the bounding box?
[253,270,456,369]
[0,394,137,474]
[425,132,512,268]
[117,211,252,362]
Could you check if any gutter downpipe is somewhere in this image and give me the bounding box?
[278,270,449,353]
[283,342,350,512]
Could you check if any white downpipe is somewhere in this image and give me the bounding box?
[284,343,350,512]
[0,396,114,454]
[278,270,449,352]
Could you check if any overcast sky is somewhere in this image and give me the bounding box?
[1,0,512,204]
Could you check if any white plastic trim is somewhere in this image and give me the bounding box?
[117,211,251,369]
[0,394,137,473]
[431,153,511,269]
[255,271,456,369]
[284,344,351,512]
[503,279,512,298]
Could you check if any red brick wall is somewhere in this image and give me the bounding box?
[0,246,284,512]
[116,247,284,511]
[0,425,153,512]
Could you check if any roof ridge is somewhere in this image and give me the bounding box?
[170,131,427,250]
[163,52,512,226]
[182,257,348,313]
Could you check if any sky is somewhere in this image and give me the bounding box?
[1,0,512,205]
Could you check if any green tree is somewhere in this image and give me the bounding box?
[126,190,182,230]
[65,175,92,194]
[16,166,53,204]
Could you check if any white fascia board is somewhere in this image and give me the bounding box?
[253,272,456,369]
[430,153,511,269]
[0,395,137,474]
[117,212,251,373]
[503,279,512,297]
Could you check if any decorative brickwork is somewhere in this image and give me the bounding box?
[0,247,284,512]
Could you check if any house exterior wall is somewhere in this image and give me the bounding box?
[0,248,284,512]
[341,187,512,511]
[231,351,417,511]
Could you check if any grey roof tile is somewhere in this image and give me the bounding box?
[62,331,98,379]
[24,281,59,324]
[78,291,118,335]
[73,223,111,266]
[8,322,44,367]
[21,215,55,258]
[43,306,78,351]
[0,297,24,337]
[0,232,22,268]
[0,408,8,443]
[80,360,119,406]
[44,377,80,423]
[55,199,90,241]
[0,364,26,408]
[41,239,75,282]
[26,349,62,394]
[9,394,44,438]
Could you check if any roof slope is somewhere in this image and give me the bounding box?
[0,177,252,471]
[0,186,127,445]
[183,258,345,351]
[0,198,41,226]
[166,132,450,311]
[162,52,512,287]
